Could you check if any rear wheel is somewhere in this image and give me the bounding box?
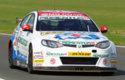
[8,43,15,68]
[27,45,34,73]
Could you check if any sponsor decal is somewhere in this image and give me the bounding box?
[38,11,90,20]
[55,33,99,40]
[14,38,17,46]
[103,59,107,65]
[39,11,84,16]
[39,16,84,20]
[93,54,109,57]
[62,41,95,45]
[111,57,117,60]
[41,32,61,36]
[72,34,81,37]
[33,63,42,66]
[41,52,43,56]
[36,63,42,66]
[50,58,56,65]
[68,52,91,57]
[33,55,43,59]
[111,53,117,56]
[10,36,17,59]
[110,61,117,64]
[34,52,43,59]
[46,53,67,56]
[17,50,27,62]
[18,37,28,46]
[34,52,43,56]
[34,52,41,54]
[33,59,44,63]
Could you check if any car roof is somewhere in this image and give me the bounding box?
[38,10,80,13]
[38,10,89,20]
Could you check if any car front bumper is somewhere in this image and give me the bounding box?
[33,66,117,72]
[32,41,117,71]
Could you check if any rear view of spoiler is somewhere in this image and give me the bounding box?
[16,17,22,23]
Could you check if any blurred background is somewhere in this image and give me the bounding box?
[0,0,125,45]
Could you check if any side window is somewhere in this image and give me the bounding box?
[20,14,32,27]
[27,14,35,30]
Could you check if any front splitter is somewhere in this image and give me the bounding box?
[33,66,117,72]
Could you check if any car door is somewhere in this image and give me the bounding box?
[17,13,35,63]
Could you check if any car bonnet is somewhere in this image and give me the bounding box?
[38,31,108,43]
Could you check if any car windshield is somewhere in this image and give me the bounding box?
[36,19,99,32]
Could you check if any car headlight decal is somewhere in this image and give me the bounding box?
[96,41,110,49]
[41,40,62,48]
[47,41,58,48]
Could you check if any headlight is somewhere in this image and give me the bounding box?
[96,41,110,49]
[41,40,62,48]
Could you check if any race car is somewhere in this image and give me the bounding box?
[8,10,117,75]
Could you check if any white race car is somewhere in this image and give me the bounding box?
[8,10,117,75]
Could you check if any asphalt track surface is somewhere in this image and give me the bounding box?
[0,34,125,80]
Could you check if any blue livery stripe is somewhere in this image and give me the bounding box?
[89,34,99,39]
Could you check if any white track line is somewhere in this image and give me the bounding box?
[0,78,5,80]
[116,46,125,48]
[0,33,125,48]
[0,33,12,36]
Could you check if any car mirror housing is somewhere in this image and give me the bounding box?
[22,24,30,31]
[101,26,108,33]
[16,17,22,23]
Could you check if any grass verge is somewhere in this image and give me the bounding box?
[0,0,125,45]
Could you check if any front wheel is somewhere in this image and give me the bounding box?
[8,43,15,68]
[27,45,34,73]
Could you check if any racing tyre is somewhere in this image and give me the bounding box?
[100,72,115,76]
[8,43,15,68]
[28,45,34,73]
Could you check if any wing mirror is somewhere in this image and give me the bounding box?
[22,24,30,31]
[101,26,108,33]
[16,17,22,23]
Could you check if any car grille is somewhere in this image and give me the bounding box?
[60,57,98,65]
[82,45,95,47]
[63,44,94,48]
[63,44,76,47]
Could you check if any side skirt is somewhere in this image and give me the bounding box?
[13,59,27,68]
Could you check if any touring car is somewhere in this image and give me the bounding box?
[8,10,117,75]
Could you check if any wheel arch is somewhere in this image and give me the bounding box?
[27,42,33,64]
[27,42,34,73]
[26,39,42,64]
[110,41,117,54]
[8,39,12,56]
[29,43,32,50]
